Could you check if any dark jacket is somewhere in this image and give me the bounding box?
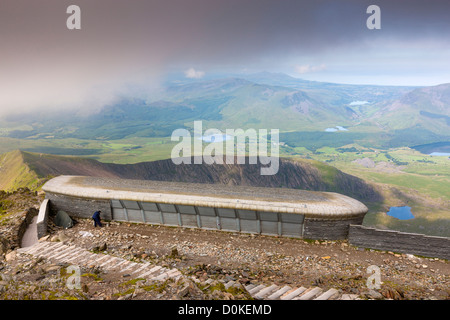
[93,211,101,219]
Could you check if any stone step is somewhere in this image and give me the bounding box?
[41,244,70,259]
[245,284,256,291]
[131,262,152,275]
[243,278,358,301]
[17,242,46,254]
[56,248,86,262]
[110,259,130,270]
[99,256,120,268]
[120,261,139,272]
[30,242,63,256]
[90,254,110,265]
[224,280,236,290]
[66,248,92,261]
[315,288,339,300]
[31,242,56,253]
[152,268,180,281]
[45,246,76,260]
[77,252,99,265]
[254,284,279,299]
[152,271,169,281]
[248,284,266,295]
[267,286,292,300]
[123,263,147,275]
[23,241,54,253]
[139,266,163,278]
[166,268,182,278]
[340,294,361,300]
[69,251,92,264]
[244,282,343,300]
[295,287,323,300]
[280,287,307,300]
[19,241,183,283]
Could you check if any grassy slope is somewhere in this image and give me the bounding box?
[315,149,449,237]
[0,150,41,191]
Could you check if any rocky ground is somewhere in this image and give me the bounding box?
[0,190,449,301]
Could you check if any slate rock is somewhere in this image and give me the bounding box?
[54,211,73,229]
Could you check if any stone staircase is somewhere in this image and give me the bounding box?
[18,241,361,300]
[215,279,360,300]
[243,283,359,300]
[17,241,183,282]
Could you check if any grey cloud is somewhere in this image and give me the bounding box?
[0,0,449,114]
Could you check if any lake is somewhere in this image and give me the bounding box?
[325,126,348,132]
[200,134,233,142]
[387,206,414,220]
[429,152,450,156]
[349,100,369,106]
[412,141,450,155]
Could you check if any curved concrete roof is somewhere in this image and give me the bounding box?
[43,175,368,219]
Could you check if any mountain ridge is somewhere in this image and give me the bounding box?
[1,72,448,152]
[0,150,382,203]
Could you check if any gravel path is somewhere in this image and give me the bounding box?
[58,218,449,300]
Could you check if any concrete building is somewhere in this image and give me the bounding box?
[42,175,369,240]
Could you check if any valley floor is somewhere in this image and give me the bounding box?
[287,147,450,237]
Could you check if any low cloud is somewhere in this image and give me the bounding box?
[295,64,327,74]
[185,68,206,79]
[1,0,450,116]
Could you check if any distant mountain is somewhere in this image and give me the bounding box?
[0,150,382,203]
[365,83,450,147]
[238,72,415,104]
[1,72,448,150]
[372,83,450,131]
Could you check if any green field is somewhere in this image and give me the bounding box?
[307,147,449,236]
[0,135,448,236]
[0,136,177,164]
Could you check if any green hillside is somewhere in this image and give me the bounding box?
[0,74,449,157]
[1,73,448,156]
[0,150,381,203]
[1,149,448,236]
[0,150,42,191]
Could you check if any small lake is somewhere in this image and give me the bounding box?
[429,152,450,156]
[325,126,348,132]
[387,206,415,220]
[200,134,233,142]
[412,142,450,155]
[349,100,369,106]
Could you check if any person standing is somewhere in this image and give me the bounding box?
[92,210,102,227]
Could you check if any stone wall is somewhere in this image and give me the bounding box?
[45,192,112,220]
[303,216,365,240]
[45,192,366,240]
[348,225,450,260]
[36,199,50,239]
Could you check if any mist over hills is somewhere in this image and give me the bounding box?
[1,72,449,151]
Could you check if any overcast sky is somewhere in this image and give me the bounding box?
[1,0,450,116]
